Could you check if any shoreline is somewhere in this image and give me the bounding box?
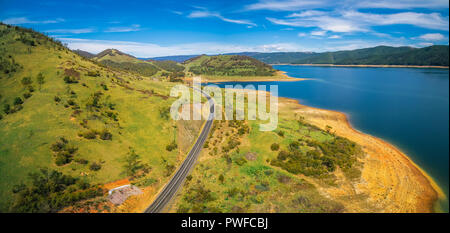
[185,71,308,83]
[277,96,445,212]
[271,63,449,69]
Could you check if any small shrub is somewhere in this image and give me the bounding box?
[100,130,112,140]
[277,130,285,137]
[75,158,89,165]
[79,130,97,139]
[270,143,280,151]
[13,97,23,105]
[166,141,178,151]
[21,77,32,86]
[2,104,9,114]
[23,92,32,99]
[54,96,61,102]
[28,85,35,93]
[89,162,102,171]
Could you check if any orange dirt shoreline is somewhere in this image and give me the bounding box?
[278,96,445,212]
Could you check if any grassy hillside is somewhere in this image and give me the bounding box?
[184,55,277,76]
[170,90,365,213]
[0,23,196,212]
[73,49,95,59]
[248,45,449,66]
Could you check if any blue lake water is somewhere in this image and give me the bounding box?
[213,65,449,212]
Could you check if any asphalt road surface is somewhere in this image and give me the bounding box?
[144,87,214,213]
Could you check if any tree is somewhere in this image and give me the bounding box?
[37,72,45,90]
[123,148,144,177]
[21,76,32,87]
[14,97,23,105]
[270,143,280,151]
[3,104,10,114]
[218,174,224,184]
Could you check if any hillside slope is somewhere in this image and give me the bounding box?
[0,24,197,212]
[248,45,449,66]
[184,55,277,77]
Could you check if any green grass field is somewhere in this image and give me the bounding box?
[0,24,191,212]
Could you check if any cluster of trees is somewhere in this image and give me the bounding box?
[122,148,151,179]
[0,54,22,76]
[10,168,104,213]
[100,60,159,77]
[177,184,218,213]
[78,129,112,141]
[51,137,78,166]
[152,60,185,72]
[188,55,276,76]
[270,136,361,177]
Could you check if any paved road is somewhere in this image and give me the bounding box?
[144,88,214,213]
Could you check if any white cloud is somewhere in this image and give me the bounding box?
[288,10,327,18]
[60,38,306,57]
[2,17,64,25]
[245,0,449,11]
[104,24,141,32]
[328,35,341,39]
[267,10,449,33]
[245,0,330,11]
[297,32,307,37]
[266,15,365,33]
[311,30,327,36]
[188,10,256,27]
[356,0,449,9]
[415,33,445,41]
[417,42,434,47]
[45,28,95,34]
[342,11,449,31]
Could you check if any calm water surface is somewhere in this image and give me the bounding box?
[214,65,449,212]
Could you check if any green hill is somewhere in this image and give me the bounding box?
[184,55,277,76]
[247,45,449,66]
[0,23,195,212]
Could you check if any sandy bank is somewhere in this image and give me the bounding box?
[185,71,308,83]
[277,96,444,212]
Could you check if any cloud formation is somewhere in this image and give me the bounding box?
[267,10,449,33]
[416,33,445,41]
[104,24,141,32]
[188,10,256,27]
[45,28,95,34]
[2,17,64,25]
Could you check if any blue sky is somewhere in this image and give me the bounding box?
[1,0,449,57]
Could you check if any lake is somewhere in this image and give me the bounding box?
[214,65,449,212]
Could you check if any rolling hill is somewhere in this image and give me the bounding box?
[183,55,277,77]
[250,45,449,66]
[0,23,199,212]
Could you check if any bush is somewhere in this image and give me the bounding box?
[3,104,10,114]
[79,130,97,139]
[270,143,280,151]
[54,96,61,102]
[13,97,23,105]
[23,92,32,99]
[89,162,102,171]
[277,130,285,137]
[64,76,78,84]
[166,141,178,151]
[21,76,32,86]
[100,130,112,140]
[87,70,100,77]
[75,158,89,165]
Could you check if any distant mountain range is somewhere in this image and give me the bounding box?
[136,45,449,66]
